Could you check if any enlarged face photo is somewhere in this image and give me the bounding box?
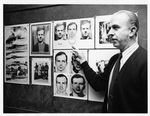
[70,74,87,98]
[54,73,69,96]
[5,24,29,84]
[54,50,70,73]
[31,22,52,55]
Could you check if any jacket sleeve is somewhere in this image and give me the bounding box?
[81,54,118,91]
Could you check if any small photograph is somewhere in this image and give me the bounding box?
[53,20,80,49]
[88,49,119,102]
[30,22,52,55]
[54,50,70,73]
[79,18,94,48]
[95,15,115,48]
[70,50,87,75]
[54,73,69,97]
[31,58,51,86]
[69,74,87,100]
[5,24,29,84]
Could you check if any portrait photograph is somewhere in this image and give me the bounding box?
[30,22,52,55]
[95,15,115,48]
[53,73,70,98]
[78,17,94,49]
[70,50,87,75]
[69,73,88,100]
[31,57,51,86]
[53,50,70,74]
[5,24,29,84]
[88,49,119,102]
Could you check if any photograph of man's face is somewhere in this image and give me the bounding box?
[67,22,77,39]
[54,51,68,73]
[55,22,66,41]
[37,29,45,43]
[56,74,68,96]
[31,23,51,54]
[70,74,86,97]
[80,20,91,40]
[71,56,81,73]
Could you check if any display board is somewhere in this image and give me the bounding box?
[4,15,119,101]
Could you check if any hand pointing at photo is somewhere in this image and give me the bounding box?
[72,46,86,64]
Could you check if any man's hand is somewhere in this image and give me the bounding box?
[72,46,86,64]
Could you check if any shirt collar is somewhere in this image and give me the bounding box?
[122,42,139,59]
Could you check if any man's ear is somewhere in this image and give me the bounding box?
[129,26,137,37]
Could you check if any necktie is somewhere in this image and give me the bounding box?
[108,53,122,112]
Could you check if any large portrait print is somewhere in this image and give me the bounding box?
[31,57,51,86]
[5,24,29,84]
[30,22,52,56]
[53,17,94,49]
[95,15,115,48]
[88,49,119,102]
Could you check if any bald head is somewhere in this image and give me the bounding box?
[113,10,139,33]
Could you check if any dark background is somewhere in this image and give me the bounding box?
[4,4,147,113]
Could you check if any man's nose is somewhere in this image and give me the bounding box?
[107,28,113,39]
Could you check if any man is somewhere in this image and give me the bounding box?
[67,22,78,40]
[54,22,66,41]
[80,20,92,40]
[55,74,68,96]
[70,74,86,97]
[71,56,82,74]
[72,10,147,113]
[55,51,68,73]
[33,26,49,53]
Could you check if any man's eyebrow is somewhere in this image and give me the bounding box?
[111,24,120,28]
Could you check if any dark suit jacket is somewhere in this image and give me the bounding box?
[81,46,147,113]
[33,42,49,52]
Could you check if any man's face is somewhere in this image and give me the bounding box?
[108,13,131,51]
[55,54,67,72]
[81,23,91,38]
[67,24,77,38]
[37,30,45,43]
[72,78,84,94]
[72,60,81,71]
[56,76,67,93]
[55,25,65,39]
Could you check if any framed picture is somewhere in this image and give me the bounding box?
[95,15,115,48]
[53,50,70,74]
[5,24,29,84]
[30,22,52,56]
[88,49,119,102]
[53,50,88,100]
[53,17,94,49]
[31,57,51,86]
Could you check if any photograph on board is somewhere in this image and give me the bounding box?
[30,22,52,55]
[31,57,51,86]
[5,24,29,84]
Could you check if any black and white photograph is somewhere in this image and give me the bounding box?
[5,24,29,84]
[69,73,87,100]
[79,18,94,48]
[54,50,70,74]
[70,50,87,75]
[54,73,70,97]
[95,15,115,48]
[53,18,94,49]
[88,49,119,102]
[31,58,51,86]
[30,22,52,55]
